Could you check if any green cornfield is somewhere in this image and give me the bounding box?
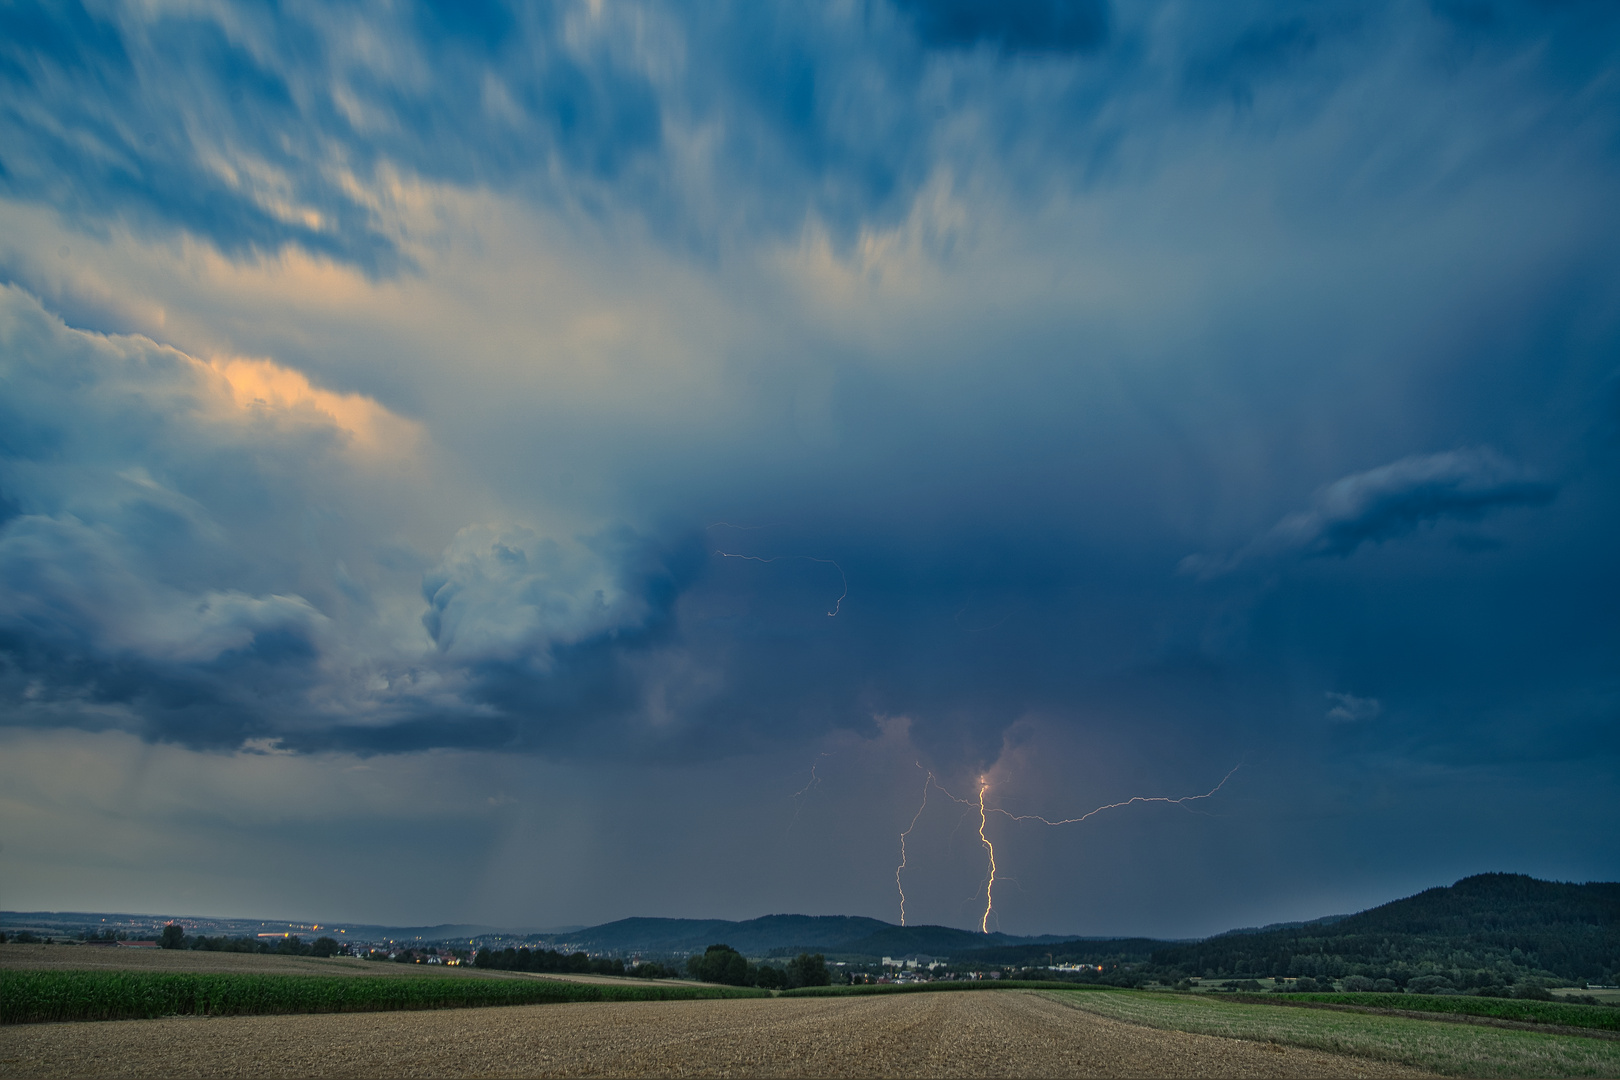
[0,971,769,1023]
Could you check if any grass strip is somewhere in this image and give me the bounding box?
[1258,992,1620,1032]
[1,971,767,1023]
[781,980,1123,997]
[1046,988,1620,1079]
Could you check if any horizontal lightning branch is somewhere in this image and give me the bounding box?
[714,551,848,616]
[899,764,1241,934]
[989,764,1242,827]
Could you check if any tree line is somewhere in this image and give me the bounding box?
[154,926,345,956]
[685,944,831,989]
[470,946,663,977]
[466,942,833,988]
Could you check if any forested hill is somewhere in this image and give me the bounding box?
[1327,873,1619,937]
[1147,874,1620,985]
[538,874,1617,985]
[548,914,1069,956]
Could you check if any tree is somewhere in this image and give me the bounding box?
[159,924,186,950]
[786,953,831,988]
[310,936,340,958]
[687,944,752,986]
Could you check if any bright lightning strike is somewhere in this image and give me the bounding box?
[896,764,1241,934]
[713,551,848,616]
[977,777,997,934]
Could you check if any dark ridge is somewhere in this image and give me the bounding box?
[1147,873,1620,984]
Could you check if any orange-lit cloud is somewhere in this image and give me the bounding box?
[206,354,419,456]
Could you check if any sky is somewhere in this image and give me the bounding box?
[1,0,1617,940]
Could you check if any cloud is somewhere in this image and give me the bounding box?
[0,2,1615,782]
[0,284,707,754]
[1325,691,1381,723]
[11,0,1609,282]
[1,0,1619,934]
[892,0,1110,54]
[1182,449,1557,578]
[422,523,678,665]
[0,285,409,745]
[0,512,328,665]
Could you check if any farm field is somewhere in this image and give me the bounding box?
[0,989,1432,1079]
[1555,988,1620,1005]
[0,944,707,986]
[1046,989,1620,1079]
[0,944,515,980]
[5,950,1616,1076]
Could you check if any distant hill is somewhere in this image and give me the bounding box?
[1214,914,1350,936]
[542,874,1618,986]
[946,936,1169,968]
[10,872,1612,985]
[1148,873,1620,985]
[542,914,1069,957]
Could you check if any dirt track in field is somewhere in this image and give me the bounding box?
[0,990,1436,1078]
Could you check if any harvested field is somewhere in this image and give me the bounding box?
[0,989,1432,1078]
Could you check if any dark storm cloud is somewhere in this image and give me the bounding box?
[0,0,1616,787]
[0,287,693,753]
[0,1,1617,937]
[1182,449,1558,577]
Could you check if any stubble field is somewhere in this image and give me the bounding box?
[0,989,1433,1079]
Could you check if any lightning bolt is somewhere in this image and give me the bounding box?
[977,778,997,934]
[790,758,826,801]
[897,769,982,927]
[787,752,833,831]
[989,764,1242,827]
[896,768,931,927]
[713,551,848,616]
[896,764,1241,934]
